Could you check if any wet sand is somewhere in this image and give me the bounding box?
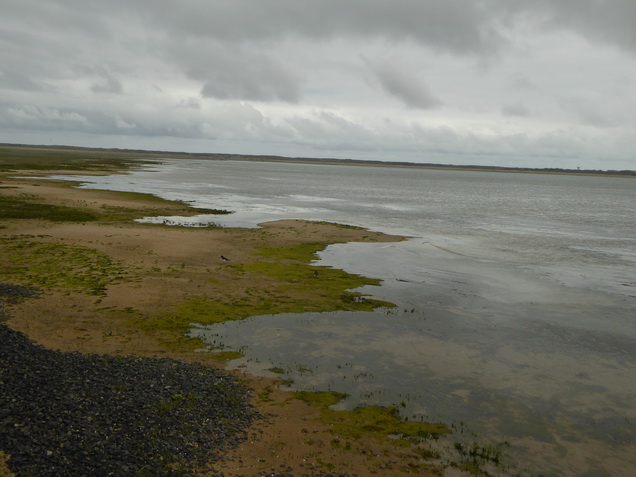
[0,172,455,476]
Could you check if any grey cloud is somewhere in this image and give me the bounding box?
[502,103,531,117]
[142,0,504,56]
[0,71,42,91]
[507,74,535,91]
[498,0,636,54]
[2,104,90,130]
[73,65,125,95]
[171,44,300,103]
[286,111,371,142]
[91,75,123,94]
[3,0,115,41]
[6,1,636,67]
[547,1,636,52]
[365,59,442,109]
[1,102,177,139]
[559,96,614,128]
[200,65,299,103]
[134,0,636,57]
[177,98,202,109]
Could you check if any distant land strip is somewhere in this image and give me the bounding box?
[2,143,634,177]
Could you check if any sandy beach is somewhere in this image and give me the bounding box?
[0,147,454,476]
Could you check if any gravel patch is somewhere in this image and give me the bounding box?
[0,284,258,476]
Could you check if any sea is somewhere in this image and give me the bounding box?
[51,159,636,476]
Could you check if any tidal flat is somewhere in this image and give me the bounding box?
[0,145,465,476]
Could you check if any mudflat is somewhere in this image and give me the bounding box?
[0,147,451,476]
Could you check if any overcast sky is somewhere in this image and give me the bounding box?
[1,1,635,170]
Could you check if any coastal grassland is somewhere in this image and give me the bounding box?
[0,193,98,221]
[0,237,130,296]
[0,144,159,173]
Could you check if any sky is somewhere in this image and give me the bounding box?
[1,0,635,170]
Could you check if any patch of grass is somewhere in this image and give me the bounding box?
[235,243,394,312]
[0,144,153,173]
[253,242,327,262]
[453,440,511,471]
[315,458,336,471]
[0,194,97,221]
[313,221,365,230]
[295,391,449,445]
[0,237,130,295]
[295,391,349,408]
[97,190,231,214]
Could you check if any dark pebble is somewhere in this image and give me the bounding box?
[0,283,259,476]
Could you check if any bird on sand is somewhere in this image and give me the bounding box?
[220,255,229,262]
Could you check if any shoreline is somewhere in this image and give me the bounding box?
[3,142,635,178]
[0,152,455,475]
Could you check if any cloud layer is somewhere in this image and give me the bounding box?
[1,0,635,169]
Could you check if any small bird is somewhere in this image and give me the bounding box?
[313,270,319,277]
[220,255,229,262]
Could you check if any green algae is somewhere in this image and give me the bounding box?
[127,238,395,363]
[140,239,394,343]
[0,237,130,295]
[294,391,449,444]
[234,243,394,312]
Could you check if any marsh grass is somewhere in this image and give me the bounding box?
[0,194,97,221]
[312,221,365,230]
[0,237,130,295]
[294,391,449,444]
[0,144,156,173]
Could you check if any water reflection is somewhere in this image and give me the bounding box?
[190,302,636,476]
[189,237,636,476]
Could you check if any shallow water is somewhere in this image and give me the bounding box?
[51,160,636,476]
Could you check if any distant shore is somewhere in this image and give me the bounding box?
[3,142,635,177]
[0,148,455,476]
